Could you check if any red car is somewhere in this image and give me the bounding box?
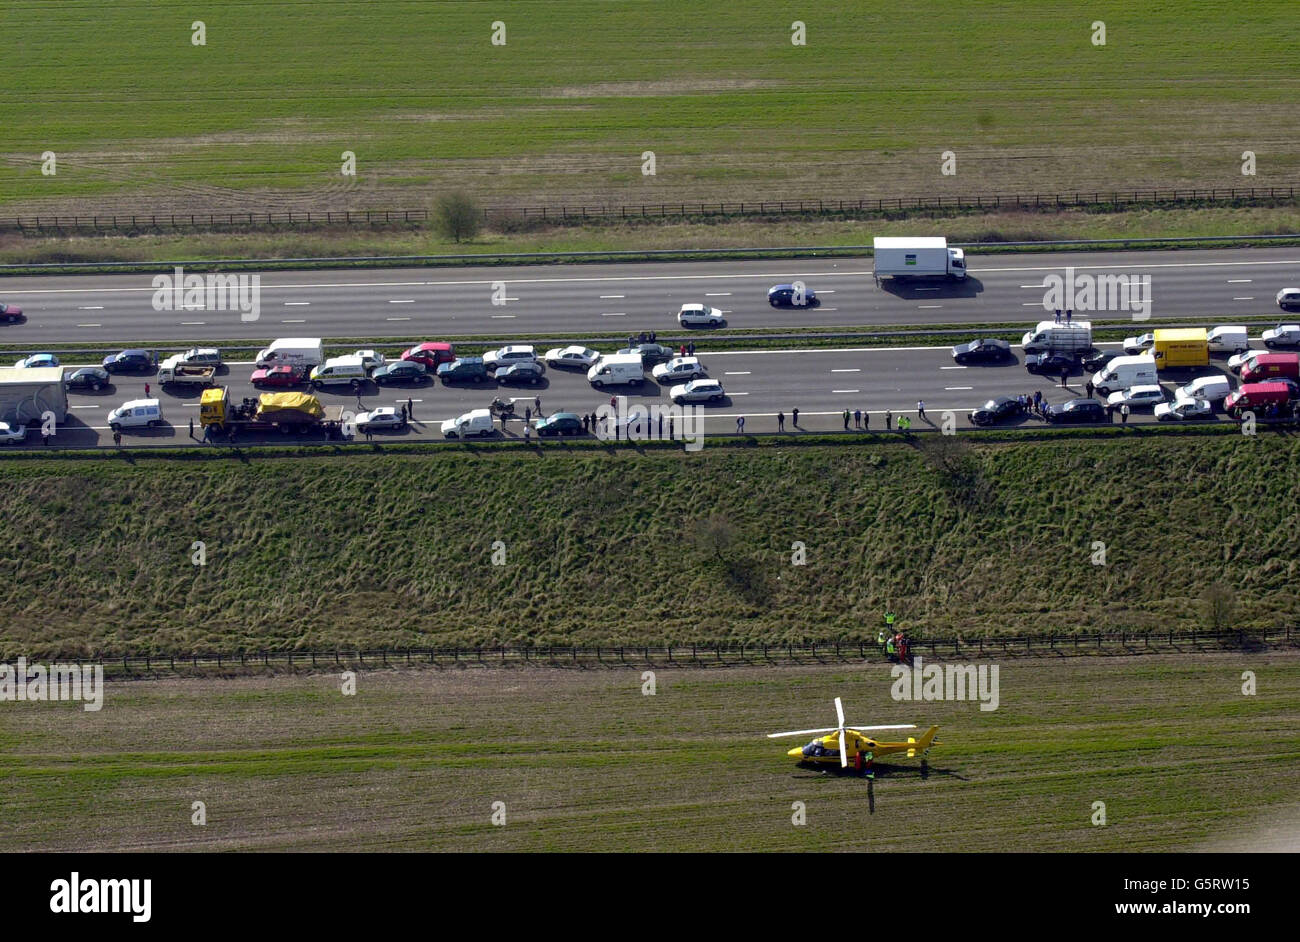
[0,302,23,323]
[251,365,307,388]
[400,341,455,369]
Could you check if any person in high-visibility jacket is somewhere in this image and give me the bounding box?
[876,629,887,652]
[884,610,896,629]
[885,636,897,662]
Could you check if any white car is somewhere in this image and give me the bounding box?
[177,347,222,368]
[1261,324,1300,348]
[483,345,540,371]
[0,421,27,444]
[1122,332,1155,355]
[652,356,706,383]
[669,379,726,404]
[353,349,387,371]
[544,346,600,369]
[1228,348,1262,373]
[677,303,726,328]
[1106,384,1166,409]
[355,407,406,432]
[1276,288,1300,311]
[1155,396,1212,421]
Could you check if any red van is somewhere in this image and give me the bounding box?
[400,342,456,368]
[1225,381,1292,415]
[1240,352,1300,384]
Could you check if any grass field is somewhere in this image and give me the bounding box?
[2,2,1298,218]
[1,435,1297,659]
[2,653,1296,851]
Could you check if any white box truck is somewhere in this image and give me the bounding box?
[1093,354,1158,396]
[873,237,966,281]
[1206,326,1249,354]
[255,338,325,369]
[1021,321,1093,354]
[587,353,645,388]
[0,366,68,425]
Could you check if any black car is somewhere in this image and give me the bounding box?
[1082,349,1122,373]
[535,412,584,436]
[1025,352,1078,375]
[767,283,818,308]
[496,362,545,386]
[1046,398,1107,424]
[436,357,489,384]
[65,366,111,391]
[372,360,429,386]
[970,396,1024,426]
[952,338,1013,365]
[617,343,675,365]
[102,349,154,373]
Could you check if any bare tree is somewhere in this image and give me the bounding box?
[693,514,736,563]
[433,191,482,243]
[1202,581,1236,633]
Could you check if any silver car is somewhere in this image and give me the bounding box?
[669,379,725,404]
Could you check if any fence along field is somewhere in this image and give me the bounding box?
[2,2,1298,216]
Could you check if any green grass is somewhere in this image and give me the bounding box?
[1,434,1297,659]
[2,2,1298,216]
[2,655,1296,851]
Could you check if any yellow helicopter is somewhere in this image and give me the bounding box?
[767,697,941,775]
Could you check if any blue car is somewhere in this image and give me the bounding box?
[768,283,818,308]
[102,349,154,373]
[14,353,60,369]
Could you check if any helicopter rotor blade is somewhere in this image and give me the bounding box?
[843,724,917,733]
[835,697,845,731]
[767,727,839,739]
[839,728,848,768]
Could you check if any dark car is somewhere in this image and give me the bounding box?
[0,302,23,322]
[436,357,489,384]
[952,338,1013,365]
[1082,349,1122,373]
[970,396,1024,426]
[372,360,429,386]
[496,362,544,386]
[65,366,111,391]
[767,283,818,308]
[535,412,584,436]
[1025,352,1078,376]
[617,343,675,365]
[102,349,154,373]
[1046,398,1107,424]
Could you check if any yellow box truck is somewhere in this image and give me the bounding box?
[1152,328,1209,369]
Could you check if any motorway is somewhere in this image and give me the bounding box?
[26,342,1262,448]
[2,247,1300,344]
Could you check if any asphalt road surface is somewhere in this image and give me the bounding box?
[3,247,1300,345]
[18,342,1270,450]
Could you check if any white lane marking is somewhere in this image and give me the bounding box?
[820,307,838,311]
[282,319,307,323]
[599,294,625,299]
[941,365,967,370]
[830,368,860,372]
[77,305,104,310]
[945,386,973,391]
[1019,284,1045,289]
[601,312,627,316]
[1022,302,1044,306]
[832,389,860,394]
[12,258,1300,301]
[76,323,101,327]
[724,371,751,375]
[704,292,731,296]
[70,404,100,410]
[284,301,311,306]
[491,314,517,318]
[180,321,205,325]
[918,304,943,309]
[1227,279,1252,283]
[388,299,415,304]
[386,316,411,321]
[819,290,835,294]
[1232,297,1254,301]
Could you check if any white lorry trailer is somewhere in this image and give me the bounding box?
[0,366,69,425]
[873,237,967,281]
[1021,321,1094,354]
[255,338,325,369]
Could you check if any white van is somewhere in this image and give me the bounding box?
[108,398,164,431]
[587,353,645,387]
[255,338,325,369]
[1093,354,1157,395]
[309,355,369,387]
[1176,375,1232,406]
[1206,326,1249,354]
[441,408,496,439]
[1021,321,1093,354]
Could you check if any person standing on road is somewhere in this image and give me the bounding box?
[737,415,745,434]
[884,409,892,430]
[917,400,926,420]
[658,413,664,438]
[524,424,531,443]
[400,402,408,423]
[863,410,869,430]
[843,409,850,430]
[792,407,799,427]
[1054,309,1061,324]
[144,382,150,397]
[1085,379,1095,398]
[854,409,861,429]
[1121,403,1130,424]
[668,415,674,440]
[777,410,785,432]
[1066,309,1073,325]
[114,430,122,447]
[524,406,531,424]
[1060,367,1069,388]
[408,397,414,419]
[582,414,589,434]
[189,417,195,439]
[687,341,695,356]
[534,396,542,416]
